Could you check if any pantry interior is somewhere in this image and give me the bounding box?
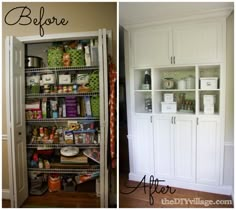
[5,30,112,208]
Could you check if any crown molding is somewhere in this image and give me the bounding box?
[123,7,234,30]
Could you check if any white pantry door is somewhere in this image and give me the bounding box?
[6,36,28,207]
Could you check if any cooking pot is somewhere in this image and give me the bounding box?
[25,56,42,68]
[163,78,175,89]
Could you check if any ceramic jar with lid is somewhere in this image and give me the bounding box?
[177,78,186,89]
[186,75,195,89]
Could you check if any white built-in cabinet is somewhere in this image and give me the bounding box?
[127,15,230,195]
[132,115,154,176]
[153,115,196,182]
[196,116,221,185]
[131,20,223,68]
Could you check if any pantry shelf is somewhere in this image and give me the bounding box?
[26,117,100,123]
[28,167,100,174]
[154,89,195,92]
[25,66,99,73]
[27,143,100,149]
[25,92,99,98]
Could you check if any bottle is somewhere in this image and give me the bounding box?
[46,100,51,118]
[144,71,151,90]
[145,94,152,112]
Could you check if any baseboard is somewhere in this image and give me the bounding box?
[129,173,232,196]
[2,189,10,199]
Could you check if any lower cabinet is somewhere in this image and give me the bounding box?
[131,115,154,176]
[130,115,222,188]
[196,116,221,185]
[153,115,196,182]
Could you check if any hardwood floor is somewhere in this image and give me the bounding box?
[2,191,99,208]
[119,174,233,208]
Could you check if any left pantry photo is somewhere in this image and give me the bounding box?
[2,2,117,208]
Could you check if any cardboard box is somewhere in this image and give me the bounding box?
[164,93,174,102]
[200,77,218,89]
[161,102,177,113]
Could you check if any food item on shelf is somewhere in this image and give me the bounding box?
[47,46,63,67]
[64,131,74,144]
[42,98,47,119]
[144,94,152,112]
[48,174,61,192]
[84,96,92,116]
[63,53,70,67]
[44,160,50,169]
[75,172,99,184]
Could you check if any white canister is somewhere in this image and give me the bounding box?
[177,79,186,89]
[186,76,195,89]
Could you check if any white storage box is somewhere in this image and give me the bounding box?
[203,95,216,105]
[161,102,177,113]
[200,77,218,90]
[77,74,89,85]
[164,93,174,102]
[204,105,215,114]
[59,75,71,84]
[26,75,40,86]
[42,74,55,84]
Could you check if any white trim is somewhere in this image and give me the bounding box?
[2,189,10,200]
[129,173,232,195]
[123,8,233,29]
[2,134,8,141]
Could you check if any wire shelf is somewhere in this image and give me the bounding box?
[26,92,99,98]
[26,117,100,123]
[25,66,99,73]
[28,167,100,174]
[27,143,100,149]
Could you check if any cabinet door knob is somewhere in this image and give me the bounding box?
[18,132,22,135]
[171,56,173,64]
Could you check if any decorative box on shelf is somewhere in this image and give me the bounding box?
[161,102,177,113]
[200,77,218,89]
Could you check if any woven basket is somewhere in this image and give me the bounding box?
[66,48,85,67]
[91,96,100,117]
[89,71,99,91]
[47,47,63,67]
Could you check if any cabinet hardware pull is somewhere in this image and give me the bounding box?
[171,117,173,124]
[150,116,152,123]
[174,117,176,124]
[171,56,173,64]
[174,56,175,64]
[197,117,199,125]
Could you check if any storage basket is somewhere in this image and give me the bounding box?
[89,71,99,91]
[91,96,100,117]
[47,47,63,67]
[66,48,85,67]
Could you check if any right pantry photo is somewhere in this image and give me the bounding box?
[119,2,234,208]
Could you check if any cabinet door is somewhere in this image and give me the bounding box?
[132,27,172,67]
[173,21,223,64]
[6,36,28,207]
[132,115,154,176]
[174,116,196,182]
[196,117,221,185]
[153,115,173,179]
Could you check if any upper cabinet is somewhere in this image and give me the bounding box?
[131,27,172,67]
[173,21,223,65]
[131,20,223,68]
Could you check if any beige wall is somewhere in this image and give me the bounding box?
[2,2,117,190]
[225,12,234,143]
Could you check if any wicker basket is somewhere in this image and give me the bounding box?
[47,47,63,67]
[89,71,99,91]
[66,48,85,67]
[91,96,100,117]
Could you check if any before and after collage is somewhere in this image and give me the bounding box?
[1,1,234,208]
